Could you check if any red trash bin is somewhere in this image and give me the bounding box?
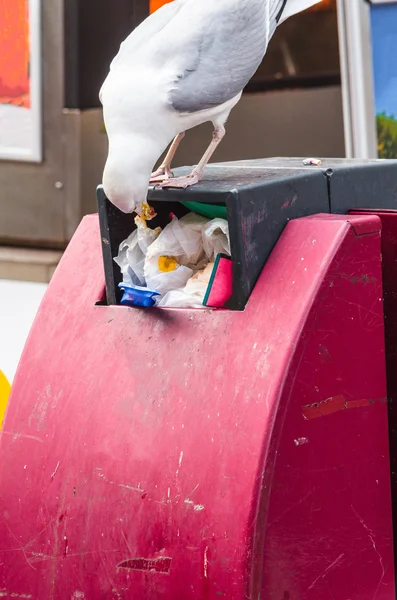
[0,212,394,599]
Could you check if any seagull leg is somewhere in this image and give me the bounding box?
[157,126,225,189]
[149,132,185,183]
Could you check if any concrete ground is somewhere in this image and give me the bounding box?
[0,279,47,383]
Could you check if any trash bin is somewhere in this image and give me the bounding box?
[0,158,395,599]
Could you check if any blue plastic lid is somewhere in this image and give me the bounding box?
[118,283,160,308]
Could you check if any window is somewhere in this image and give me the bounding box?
[247,0,340,91]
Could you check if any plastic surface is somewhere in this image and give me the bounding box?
[0,212,394,599]
[119,284,160,308]
[203,254,233,308]
[181,202,228,220]
[350,208,397,567]
[157,262,215,309]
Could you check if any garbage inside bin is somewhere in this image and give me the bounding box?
[119,284,160,308]
[114,212,231,308]
[203,254,233,308]
[113,217,161,288]
[181,202,228,220]
[157,261,214,308]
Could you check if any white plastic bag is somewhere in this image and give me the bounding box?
[144,213,209,295]
[114,217,161,287]
[154,217,231,308]
[202,219,230,261]
[157,262,214,308]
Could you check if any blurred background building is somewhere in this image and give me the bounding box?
[0,0,396,382]
[2,0,396,260]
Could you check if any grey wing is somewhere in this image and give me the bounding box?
[169,0,288,113]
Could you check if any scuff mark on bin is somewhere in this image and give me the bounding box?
[95,468,144,493]
[176,451,184,476]
[302,395,383,420]
[351,505,385,585]
[184,484,204,511]
[119,483,145,493]
[308,553,344,590]
[0,431,43,443]
[282,195,297,209]
[185,498,205,511]
[255,345,271,378]
[204,546,209,578]
[50,461,60,481]
[117,557,172,574]
[0,592,33,599]
[341,273,377,285]
[294,437,308,446]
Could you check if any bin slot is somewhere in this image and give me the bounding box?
[97,158,336,310]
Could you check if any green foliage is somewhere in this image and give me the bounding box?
[377,112,397,159]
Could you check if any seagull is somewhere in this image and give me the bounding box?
[100,0,322,214]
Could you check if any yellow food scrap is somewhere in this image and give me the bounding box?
[158,256,178,272]
[140,202,157,221]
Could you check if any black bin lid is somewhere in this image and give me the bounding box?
[98,157,397,309]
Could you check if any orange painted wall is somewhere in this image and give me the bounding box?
[0,0,30,107]
[149,0,332,14]
[149,0,173,14]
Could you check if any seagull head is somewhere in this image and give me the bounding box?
[102,142,153,215]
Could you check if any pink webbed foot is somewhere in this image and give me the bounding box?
[156,172,199,190]
[149,166,174,184]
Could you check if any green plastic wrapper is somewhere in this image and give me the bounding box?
[182,202,227,220]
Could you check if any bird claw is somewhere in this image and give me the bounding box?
[156,173,199,190]
[149,167,173,184]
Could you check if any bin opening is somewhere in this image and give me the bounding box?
[97,190,233,309]
[116,199,231,309]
